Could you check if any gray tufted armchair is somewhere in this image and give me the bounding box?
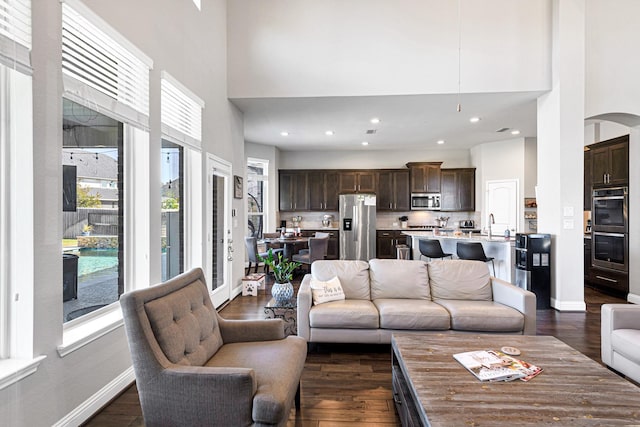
[120,267,307,426]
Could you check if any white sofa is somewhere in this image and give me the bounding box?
[297,259,537,345]
[601,303,640,384]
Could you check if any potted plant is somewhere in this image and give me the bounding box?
[259,248,301,303]
[399,215,409,229]
[81,224,93,236]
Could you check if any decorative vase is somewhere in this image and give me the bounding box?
[271,282,294,303]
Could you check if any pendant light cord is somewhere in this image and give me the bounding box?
[457,0,462,112]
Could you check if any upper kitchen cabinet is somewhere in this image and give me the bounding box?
[338,170,376,193]
[590,135,629,187]
[279,170,309,211]
[308,170,339,211]
[377,169,410,211]
[406,162,442,193]
[440,168,475,212]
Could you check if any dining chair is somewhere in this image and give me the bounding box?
[245,236,283,275]
[456,241,495,276]
[292,237,328,273]
[298,232,330,256]
[418,239,453,261]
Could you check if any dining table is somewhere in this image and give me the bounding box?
[262,236,309,260]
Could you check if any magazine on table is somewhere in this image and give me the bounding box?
[453,350,542,382]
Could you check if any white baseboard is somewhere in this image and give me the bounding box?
[53,367,135,427]
[627,293,640,304]
[551,298,586,311]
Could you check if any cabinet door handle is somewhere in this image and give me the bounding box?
[596,275,617,283]
[389,203,393,209]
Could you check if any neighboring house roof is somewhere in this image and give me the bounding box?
[62,150,117,180]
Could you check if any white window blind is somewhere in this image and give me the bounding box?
[62,1,151,128]
[0,0,31,73]
[161,72,203,148]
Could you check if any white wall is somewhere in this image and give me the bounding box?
[470,138,527,231]
[279,148,471,170]
[1,1,244,426]
[585,0,640,119]
[228,0,552,98]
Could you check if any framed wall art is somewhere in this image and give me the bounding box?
[234,175,243,199]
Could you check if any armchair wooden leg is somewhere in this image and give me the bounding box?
[295,382,301,409]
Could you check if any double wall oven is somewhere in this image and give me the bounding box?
[591,186,628,272]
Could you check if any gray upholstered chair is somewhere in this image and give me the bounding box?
[601,304,640,384]
[120,268,307,426]
[292,237,328,271]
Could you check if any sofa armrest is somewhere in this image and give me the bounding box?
[601,304,640,365]
[149,366,256,424]
[491,277,537,335]
[297,274,313,341]
[218,316,285,343]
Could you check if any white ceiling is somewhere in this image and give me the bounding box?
[231,91,544,152]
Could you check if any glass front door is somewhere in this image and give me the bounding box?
[207,155,232,307]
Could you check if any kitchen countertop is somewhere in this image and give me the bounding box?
[402,230,515,243]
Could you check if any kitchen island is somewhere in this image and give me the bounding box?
[403,231,515,282]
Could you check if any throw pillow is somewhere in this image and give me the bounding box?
[310,276,345,305]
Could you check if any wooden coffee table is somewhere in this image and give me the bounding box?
[392,333,640,426]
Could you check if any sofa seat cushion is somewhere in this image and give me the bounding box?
[428,260,493,301]
[312,260,371,300]
[611,329,640,364]
[309,300,379,329]
[374,299,450,330]
[369,259,431,300]
[205,336,307,425]
[435,299,524,332]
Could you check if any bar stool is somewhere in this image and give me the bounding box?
[456,242,495,276]
[418,239,453,261]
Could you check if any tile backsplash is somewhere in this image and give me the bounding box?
[277,210,479,230]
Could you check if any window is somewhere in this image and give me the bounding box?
[0,0,38,379]
[160,71,203,280]
[60,0,152,327]
[161,140,184,281]
[62,99,124,323]
[247,158,269,238]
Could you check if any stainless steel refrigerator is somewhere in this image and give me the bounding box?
[339,194,376,260]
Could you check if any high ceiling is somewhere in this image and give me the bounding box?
[231,91,544,152]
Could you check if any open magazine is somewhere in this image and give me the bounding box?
[453,350,542,382]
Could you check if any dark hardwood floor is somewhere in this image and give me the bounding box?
[84,280,629,427]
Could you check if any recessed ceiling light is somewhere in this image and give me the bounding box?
[280,131,289,136]
[511,130,521,135]
[437,140,445,145]
[325,130,334,136]
[470,117,481,123]
[370,118,380,124]
[361,141,369,146]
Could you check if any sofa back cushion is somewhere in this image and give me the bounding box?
[311,260,371,300]
[428,260,493,301]
[369,259,430,300]
[144,276,223,366]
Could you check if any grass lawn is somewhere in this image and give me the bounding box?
[63,239,78,248]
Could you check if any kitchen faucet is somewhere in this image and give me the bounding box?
[488,213,495,238]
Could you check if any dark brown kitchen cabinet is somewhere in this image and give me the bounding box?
[338,170,376,193]
[584,149,592,211]
[584,237,591,283]
[308,170,339,211]
[406,162,442,193]
[376,230,406,259]
[590,135,629,187]
[440,168,475,212]
[279,170,308,211]
[589,267,628,296]
[377,170,410,211]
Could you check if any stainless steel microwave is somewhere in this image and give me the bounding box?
[411,193,441,210]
